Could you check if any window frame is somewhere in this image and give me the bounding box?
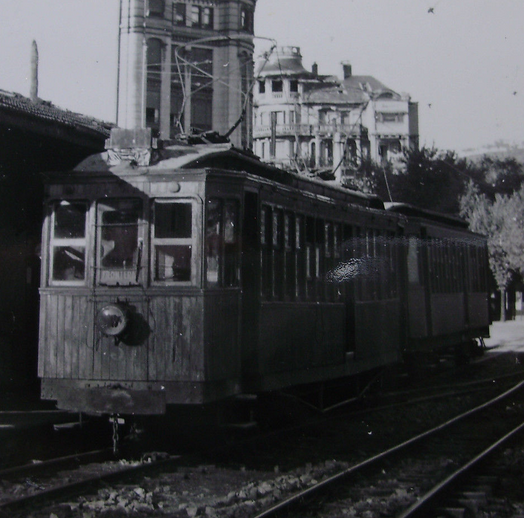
[48,199,89,286]
[205,197,241,289]
[152,198,199,287]
[147,0,165,18]
[173,2,186,26]
[96,198,145,287]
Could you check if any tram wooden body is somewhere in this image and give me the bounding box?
[38,129,490,415]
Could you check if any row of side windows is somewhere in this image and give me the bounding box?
[260,204,400,303]
[426,239,488,294]
[150,2,253,32]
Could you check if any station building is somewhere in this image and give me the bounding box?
[253,46,419,182]
[117,0,257,149]
[0,87,110,387]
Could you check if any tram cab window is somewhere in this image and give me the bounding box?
[97,199,143,285]
[153,201,193,283]
[206,199,239,287]
[50,201,87,283]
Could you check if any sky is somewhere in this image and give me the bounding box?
[1,0,523,152]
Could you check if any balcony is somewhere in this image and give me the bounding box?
[253,123,362,139]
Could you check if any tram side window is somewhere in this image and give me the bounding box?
[260,206,272,298]
[50,201,88,283]
[272,209,284,299]
[305,217,316,299]
[97,199,143,285]
[153,201,193,283]
[206,199,239,287]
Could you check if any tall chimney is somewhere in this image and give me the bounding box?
[30,40,38,102]
[312,62,318,76]
[342,61,352,80]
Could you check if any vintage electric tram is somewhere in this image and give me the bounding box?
[37,129,490,415]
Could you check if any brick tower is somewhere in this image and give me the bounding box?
[116,0,256,148]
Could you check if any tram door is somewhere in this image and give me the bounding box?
[240,191,260,381]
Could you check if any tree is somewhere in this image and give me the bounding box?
[387,147,475,215]
[474,156,524,198]
[460,182,524,320]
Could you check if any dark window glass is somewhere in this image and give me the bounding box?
[51,201,87,282]
[155,245,191,281]
[240,7,253,31]
[202,7,213,28]
[54,202,86,239]
[258,80,265,94]
[52,247,85,281]
[148,0,165,17]
[290,80,298,92]
[100,200,142,269]
[206,199,239,287]
[153,201,193,283]
[173,3,186,25]
[155,202,192,239]
[272,80,283,93]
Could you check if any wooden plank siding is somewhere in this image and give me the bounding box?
[204,291,241,381]
[148,294,204,381]
[257,302,346,375]
[39,291,207,383]
[431,293,465,337]
[354,299,402,363]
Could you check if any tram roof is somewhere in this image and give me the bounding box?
[385,202,469,229]
[72,137,385,210]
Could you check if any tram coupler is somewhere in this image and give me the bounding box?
[109,414,125,456]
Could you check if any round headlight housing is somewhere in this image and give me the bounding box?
[95,304,129,337]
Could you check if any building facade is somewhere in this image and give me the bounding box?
[253,47,419,182]
[117,0,256,148]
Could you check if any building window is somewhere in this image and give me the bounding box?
[258,80,265,94]
[201,7,213,29]
[191,5,201,27]
[146,108,160,125]
[240,6,254,32]
[147,0,165,17]
[147,38,163,76]
[173,3,186,25]
[290,79,298,93]
[379,112,404,123]
[272,80,283,93]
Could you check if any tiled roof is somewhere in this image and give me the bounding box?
[302,75,401,105]
[0,89,113,138]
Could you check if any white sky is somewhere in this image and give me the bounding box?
[1,0,522,152]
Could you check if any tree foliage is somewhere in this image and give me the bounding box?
[460,182,524,291]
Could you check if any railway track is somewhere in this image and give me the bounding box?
[0,449,180,516]
[2,370,523,517]
[252,380,524,518]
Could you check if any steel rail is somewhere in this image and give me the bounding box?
[0,453,181,516]
[397,421,524,518]
[252,380,524,518]
[0,448,113,480]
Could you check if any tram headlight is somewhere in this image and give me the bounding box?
[95,304,130,337]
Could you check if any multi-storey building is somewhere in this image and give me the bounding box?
[117,0,256,148]
[253,46,419,181]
